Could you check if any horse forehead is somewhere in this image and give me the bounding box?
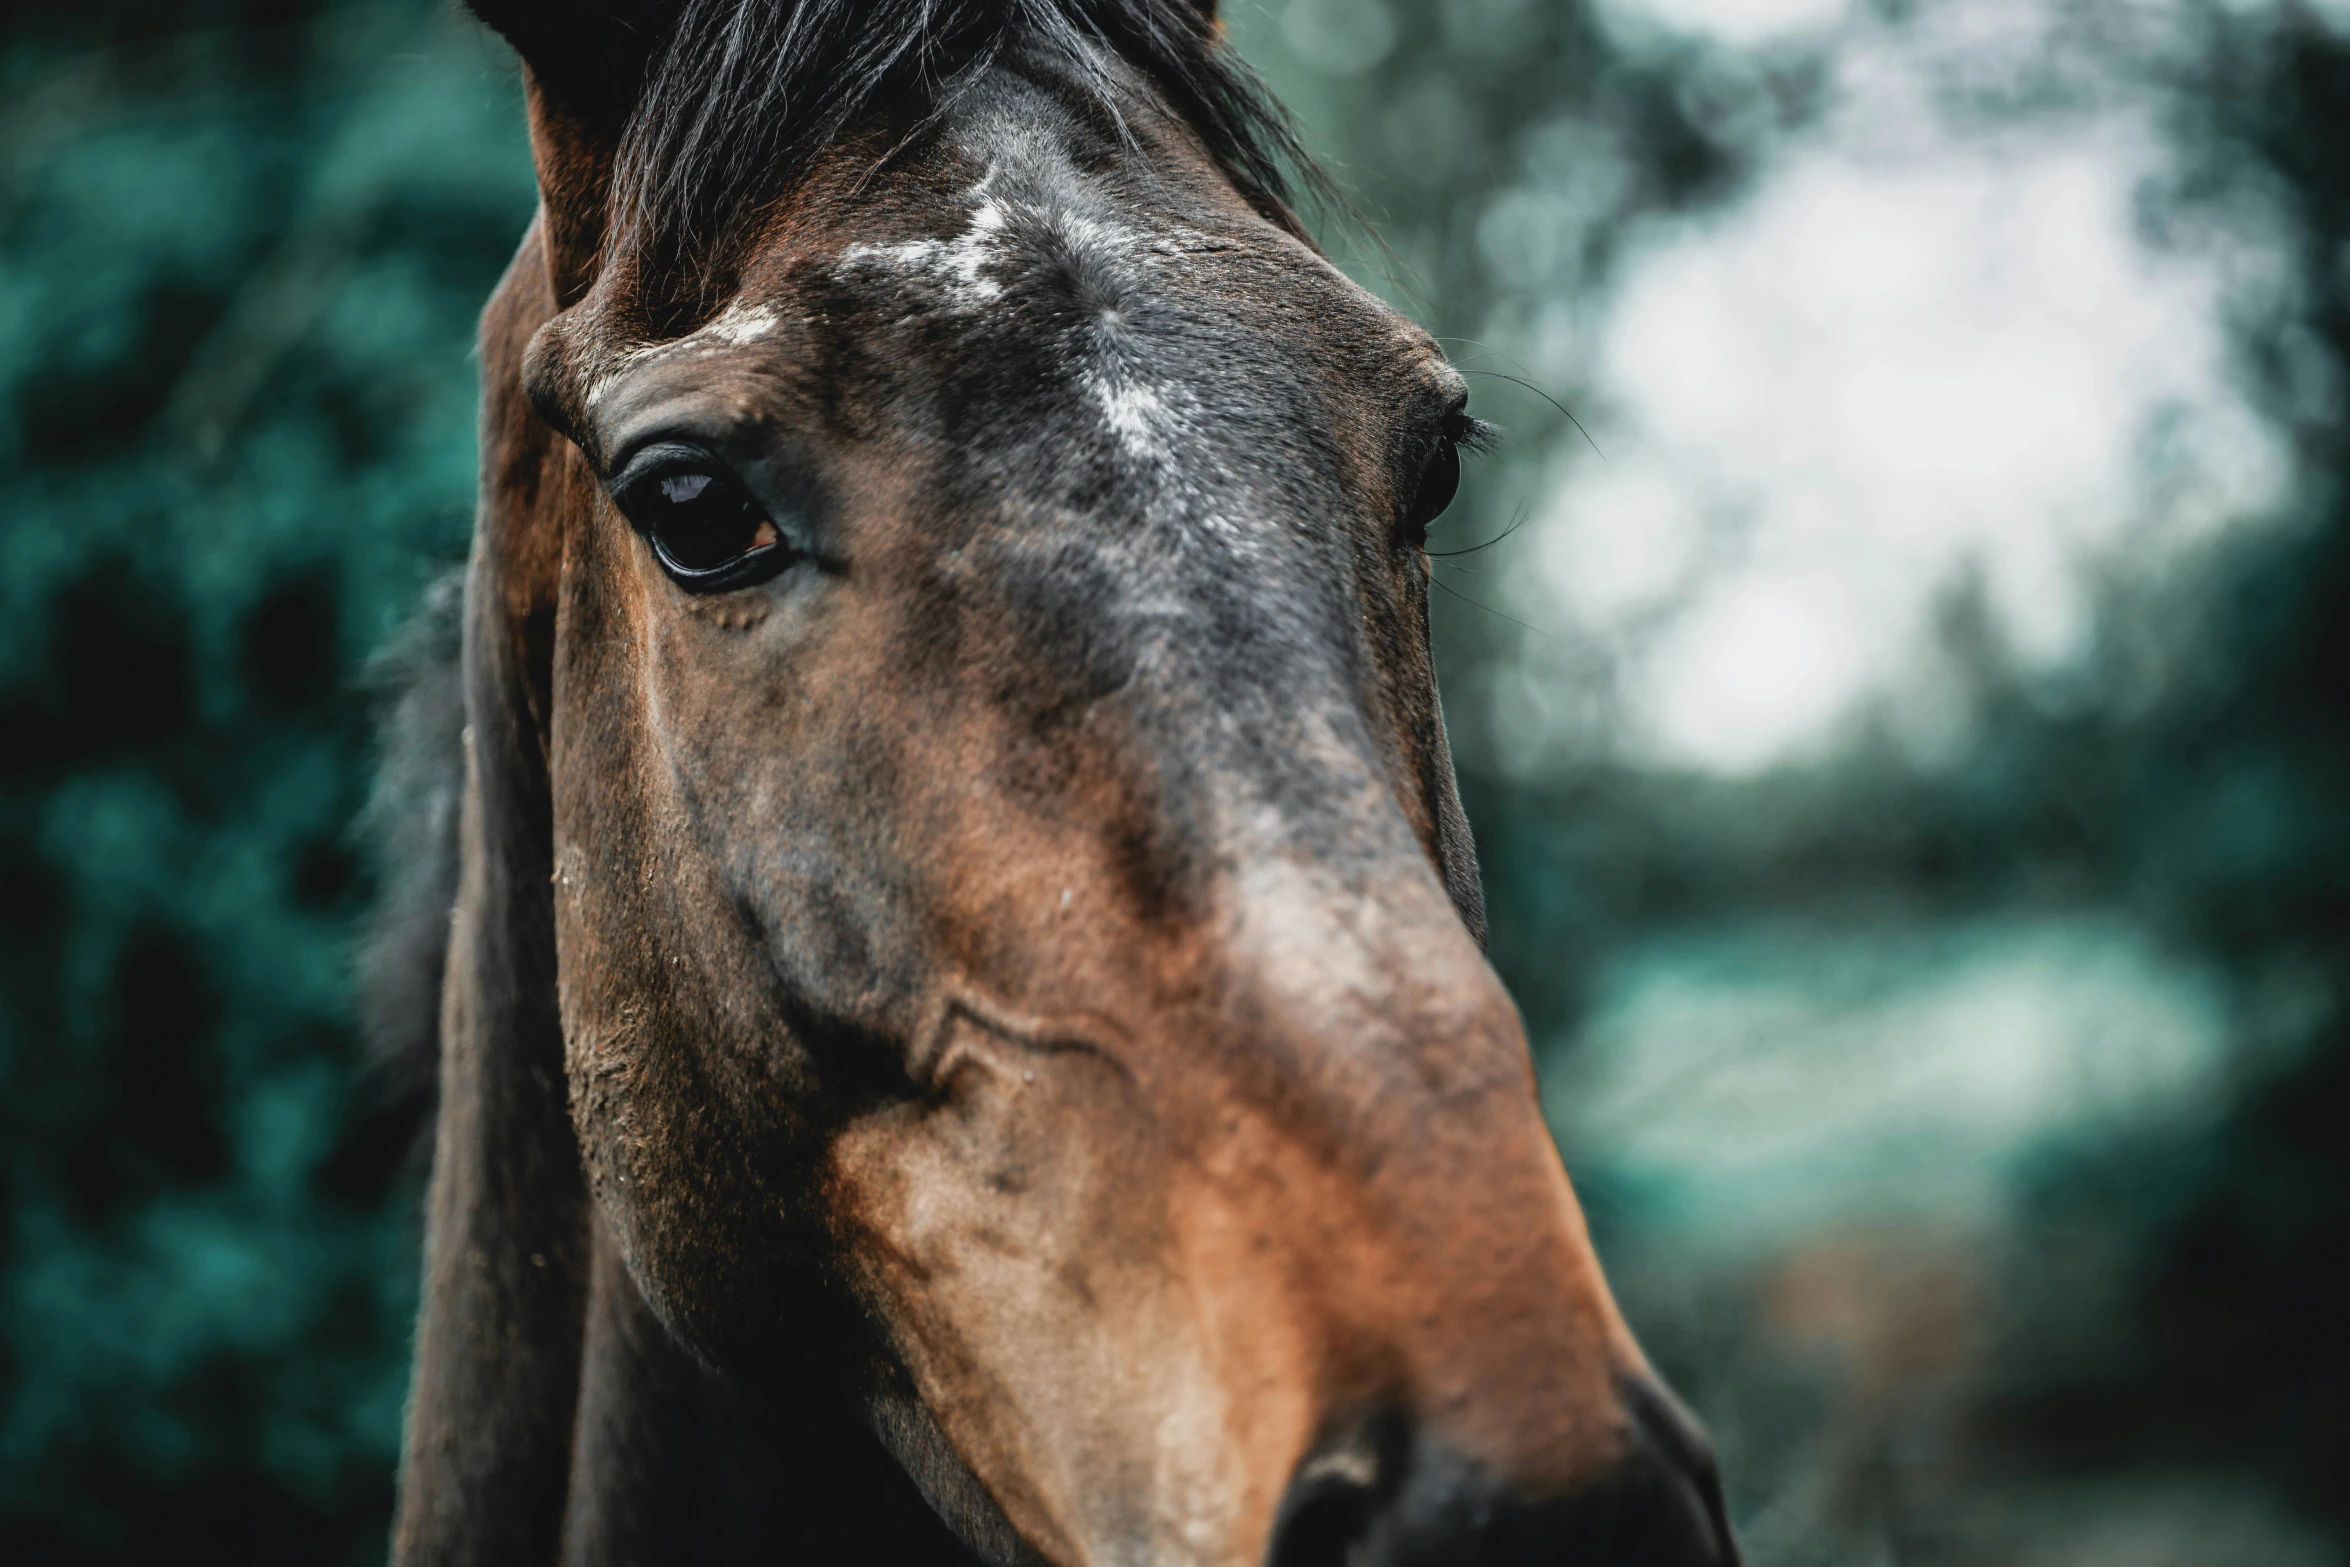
[827,176,1244,314]
[809,127,1403,372]
[802,175,1370,655]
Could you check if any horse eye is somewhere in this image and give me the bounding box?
[620,467,788,589]
[1403,437,1462,545]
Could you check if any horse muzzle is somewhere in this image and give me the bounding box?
[1267,1375,1738,1567]
[1135,858,1742,1567]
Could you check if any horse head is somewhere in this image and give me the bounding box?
[392,4,1737,1564]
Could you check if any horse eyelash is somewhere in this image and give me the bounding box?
[1452,414,1502,455]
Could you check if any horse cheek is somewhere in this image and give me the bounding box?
[826,1029,1246,1562]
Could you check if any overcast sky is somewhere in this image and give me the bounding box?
[1499,0,2319,774]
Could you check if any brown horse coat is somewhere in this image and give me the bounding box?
[378,3,1739,1563]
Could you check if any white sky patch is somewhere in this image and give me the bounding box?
[1601,0,2350,52]
[1598,0,1850,50]
[1508,5,2296,775]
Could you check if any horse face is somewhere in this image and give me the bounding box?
[519,62,1731,1567]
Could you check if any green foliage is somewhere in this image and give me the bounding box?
[0,4,532,1558]
[2,0,2344,1561]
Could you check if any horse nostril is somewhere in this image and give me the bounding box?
[1621,1372,1742,1567]
[1266,1420,1397,1567]
[1267,1386,1740,1567]
[1268,1476,1376,1567]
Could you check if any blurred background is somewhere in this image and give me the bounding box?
[1,0,2343,1561]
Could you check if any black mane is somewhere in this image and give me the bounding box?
[611,0,1329,284]
[357,570,466,1133]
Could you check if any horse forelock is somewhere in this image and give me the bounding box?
[605,0,1327,303]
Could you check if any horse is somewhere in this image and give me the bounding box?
[371,2,1739,1562]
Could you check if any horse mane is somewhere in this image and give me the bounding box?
[611,0,1333,284]
[357,568,467,1126]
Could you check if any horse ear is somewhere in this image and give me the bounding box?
[466,1,679,129]
[466,1,682,301]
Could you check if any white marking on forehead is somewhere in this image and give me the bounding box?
[827,165,1261,553]
[581,299,785,408]
[1085,363,1252,553]
[840,195,1013,308]
[1046,209,1149,273]
[1095,376,1174,464]
[700,300,781,346]
[833,162,1223,315]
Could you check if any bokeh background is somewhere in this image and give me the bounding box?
[1,0,2344,1561]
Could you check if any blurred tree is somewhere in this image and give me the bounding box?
[1975,8,2350,1540]
[0,3,532,1559]
[2,0,2342,1561]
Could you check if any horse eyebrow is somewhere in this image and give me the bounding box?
[611,0,1333,292]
